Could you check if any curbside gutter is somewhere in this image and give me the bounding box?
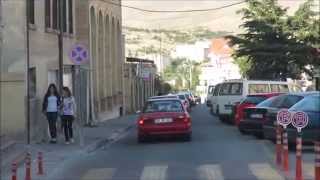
[84,123,135,153]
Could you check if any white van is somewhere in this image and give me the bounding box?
[209,79,292,121]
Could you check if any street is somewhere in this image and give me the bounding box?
[47,105,315,180]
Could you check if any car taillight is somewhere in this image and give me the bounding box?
[138,117,145,125]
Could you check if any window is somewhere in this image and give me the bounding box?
[230,83,243,95]
[248,84,269,94]
[28,68,36,98]
[220,83,231,96]
[45,0,73,34]
[279,84,289,93]
[213,84,221,96]
[271,84,289,93]
[52,0,58,29]
[242,96,268,105]
[29,0,35,24]
[281,95,303,108]
[290,95,320,112]
[62,0,67,32]
[143,100,184,113]
[45,0,51,28]
[68,0,73,33]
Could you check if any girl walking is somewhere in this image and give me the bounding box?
[42,84,61,144]
[61,87,76,144]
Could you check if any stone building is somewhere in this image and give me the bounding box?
[0,0,124,143]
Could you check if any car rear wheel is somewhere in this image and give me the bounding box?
[138,135,147,143]
[254,132,264,139]
[183,133,192,142]
[238,127,248,135]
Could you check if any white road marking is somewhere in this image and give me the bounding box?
[81,168,115,180]
[304,163,314,179]
[249,163,284,180]
[140,165,168,180]
[198,164,224,180]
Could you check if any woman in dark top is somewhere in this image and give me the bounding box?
[42,84,61,143]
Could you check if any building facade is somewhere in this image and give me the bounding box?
[0,0,124,143]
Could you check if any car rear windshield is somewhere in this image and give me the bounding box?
[178,95,186,100]
[256,96,279,107]
[143,100,184,113]
[241,96,268,105]
[290,95,320,112]
[268,95,303,108]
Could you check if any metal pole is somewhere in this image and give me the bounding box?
[58,0,64,93]
[25,0,31,144]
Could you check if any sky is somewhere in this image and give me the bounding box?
[122,0,317,33]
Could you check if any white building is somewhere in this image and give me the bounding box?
[172,41,210,62]
[199,38,241,86]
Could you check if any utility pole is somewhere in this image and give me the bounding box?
[58,0,64,93]
[25,0,31,144]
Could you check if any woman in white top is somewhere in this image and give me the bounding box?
[61,87,76,144]
[42,84,61,143]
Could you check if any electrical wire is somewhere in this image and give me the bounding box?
[106,0,246,13]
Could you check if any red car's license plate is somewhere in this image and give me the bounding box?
[154,118,173,124]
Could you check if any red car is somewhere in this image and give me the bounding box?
[137,98,192,142]
[234,93,282,126]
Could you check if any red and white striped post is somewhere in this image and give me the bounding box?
[11,162,17,180]
[295,133,303,180]
[25,153,31,180]
[315,141,320,180]
[282,129,289,172]
[37,152,44,175]
[276,125,283,166]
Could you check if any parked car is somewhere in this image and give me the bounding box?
[148,95,179,100]
[263,91,319,143]
[209,79,294,123]
[194,95,201,104]
[233,93,282,125]
[238,95,283,138]
[177,93,191,112]
[137,98,192,142]
[286,94,320,144]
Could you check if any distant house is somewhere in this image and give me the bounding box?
[172,41,211,62]
[199,37,241,86]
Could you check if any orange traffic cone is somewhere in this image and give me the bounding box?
[25,153,31,180]
[295,135,303,180]
[315,141,320,180]
[282,130,289,173]
[276,126,282,166]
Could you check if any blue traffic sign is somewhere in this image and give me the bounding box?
[69,44,89,65]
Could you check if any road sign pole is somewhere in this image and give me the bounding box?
[276,125,283,166]
[296,131,303,180]
[282,128,289,172]
[58,0,64,93]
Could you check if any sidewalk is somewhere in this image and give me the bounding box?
[1,114,137,180]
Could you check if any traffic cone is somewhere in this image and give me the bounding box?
[12,162,17,180]
[25,153,31,180]
[282,130,289,173]
[37,152,44,175]
[315,141,320,180]
[276,126,282,166]
[295,135,303,180]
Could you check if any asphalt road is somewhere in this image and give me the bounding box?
[50,105,314,180]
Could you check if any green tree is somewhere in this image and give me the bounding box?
[228,0,319,79]
[164,58,202,91]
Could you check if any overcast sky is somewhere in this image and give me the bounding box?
[122,0,317,33]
